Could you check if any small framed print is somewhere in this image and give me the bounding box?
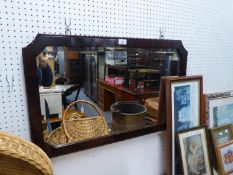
[216,140,233,175]
[177,126,213,175]
[165,75,203,174]
[205,91,233,128]
[211,124,233,146]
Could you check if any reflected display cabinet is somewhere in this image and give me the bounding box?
[22,34,187,157]
[99,41,187,111]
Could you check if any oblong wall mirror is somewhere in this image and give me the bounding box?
[23,34,187,157]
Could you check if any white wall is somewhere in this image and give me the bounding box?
[52,132,167,175]
[0,0,233,175]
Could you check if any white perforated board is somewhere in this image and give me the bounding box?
[0,0,233,139]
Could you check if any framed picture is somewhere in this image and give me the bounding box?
[177,126,213,175]
[211,124,233,146]
[165,75,203,175]
[158,76,178,124]
[210,124,233,170]
[216,140,233,175]
[205,91,233,128]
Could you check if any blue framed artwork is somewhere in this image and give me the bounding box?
[165,75,203,175]
[205,91,233,128]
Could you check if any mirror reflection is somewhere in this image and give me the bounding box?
[38,46,180,146]
[37,51,54,87]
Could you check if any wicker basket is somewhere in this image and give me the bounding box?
[47,100,109,145]
[0,131,53,175]
[46,127,67,145]
[63,100,109,143]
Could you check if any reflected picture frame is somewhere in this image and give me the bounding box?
[165,75,203,175]
[177,126,213,175]
[205,91,233,128]
[216,140,233,175]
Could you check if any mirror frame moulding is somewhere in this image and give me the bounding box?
[22,34,187,157]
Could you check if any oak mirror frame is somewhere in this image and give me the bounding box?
[22,34,187,157]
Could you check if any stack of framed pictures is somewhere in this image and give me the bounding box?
[163,75,203,175]
[161,75,233,174]
[204,91,233,174]
[210,124,233,174]
[175,118,233,175]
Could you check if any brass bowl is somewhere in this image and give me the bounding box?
[110,101,147,131]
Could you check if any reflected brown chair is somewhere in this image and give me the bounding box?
[55,76,69,85]
[0,131,53,175]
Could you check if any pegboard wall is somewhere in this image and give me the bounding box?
[0,0,233,139]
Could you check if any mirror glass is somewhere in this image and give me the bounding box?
[37,45,181,147]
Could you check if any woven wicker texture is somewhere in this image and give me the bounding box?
[47,127,67,145]
[64,116,109,143]
[63,100,109,143]
[0,131,53,175]
[46,108,80,145]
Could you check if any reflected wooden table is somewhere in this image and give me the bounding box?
[98,79,159,111]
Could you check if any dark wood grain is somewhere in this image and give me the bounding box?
[97,79,159,110]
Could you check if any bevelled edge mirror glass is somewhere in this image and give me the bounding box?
[22,34,187,157]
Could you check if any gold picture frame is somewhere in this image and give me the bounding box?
[177,126,213,175]
[216,140,233,175]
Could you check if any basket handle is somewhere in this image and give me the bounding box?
[62,100,103,121]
